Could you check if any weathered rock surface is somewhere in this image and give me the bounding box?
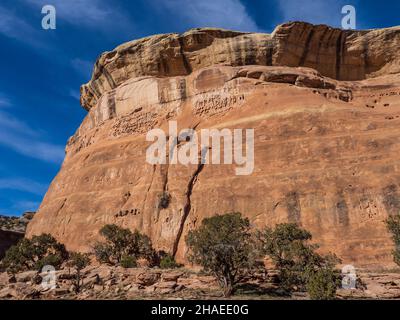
[27,22,400,268]
[80,22,400,111]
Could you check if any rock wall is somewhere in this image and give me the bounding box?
[80,22,400,111]
[27,22,400,268]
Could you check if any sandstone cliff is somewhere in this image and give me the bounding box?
[27,22,400,268]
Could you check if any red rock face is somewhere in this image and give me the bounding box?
[27,23,400,268]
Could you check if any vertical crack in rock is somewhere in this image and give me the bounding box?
[56,198,67,216]
[178,36,193,75]
[335,31,346,80]
[155,163,170,221]
[107,90,117,119]
[316,27,329,67]
[335,192,349,226]
[362,36,369,76]
[172,162,205,257]
[299,29,315,66]
[266,46,273,66]
[142,165,157,214]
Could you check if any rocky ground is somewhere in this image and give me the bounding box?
[0,265,399,300]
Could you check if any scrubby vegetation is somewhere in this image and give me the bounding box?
[186,212,257,297]
[386,213,400,266]
[0,216,343,300]
[120,255,137,268]
[159,253,181,269]
[258,223,340,299]
[0,234,68,273]
[67,252,90,292]
[93,224,156,266]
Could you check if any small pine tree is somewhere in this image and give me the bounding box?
[186,212,258,297]
[307,266,340,300]
[258,223,340,298]
[67,252,90,292]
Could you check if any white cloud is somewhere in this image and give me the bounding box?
[0,109,65,164]
[0,178,48,195]
[0,110,40,137]
[0,5,48,49]
[152,0,259,32]
[68,89,81,101]
[71,58,93,80]
[0,1,134,50]
[11,200,40,212]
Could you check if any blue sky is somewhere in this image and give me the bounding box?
[0,0,399,216]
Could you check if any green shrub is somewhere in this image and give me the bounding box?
[68,252,90,271]
[1,234,68,273]
[120,255,137,268]
[307,266,340,300]
[258,223,340,297]
[386,213,400,266]
[93,224,155,266]
[67,252,90,292]
[159,254,181,269]
[186,212,258,297]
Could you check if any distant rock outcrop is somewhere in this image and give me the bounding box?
[27,22,400,268]
[0,212,35,259]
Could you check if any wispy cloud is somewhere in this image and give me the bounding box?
[68,88,81,101]
[71,58,93,80]
[0,93,11,107]
[11,200,40,213]
[26,0,134,32]
[275,0,352,27]
[152,0,260,32]
[0,199,40,216]
[0,1,134,52]
[0,109,64,164]
[0,178,48,195]
[0,5,49,49]
[0,109,40,137]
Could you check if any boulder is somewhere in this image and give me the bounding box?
[136,272,161,286]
